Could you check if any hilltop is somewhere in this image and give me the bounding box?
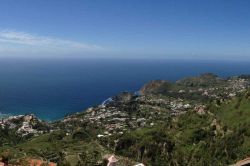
[0,73,250,165]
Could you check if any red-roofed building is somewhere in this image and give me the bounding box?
[0,162,6,166]
[29,159,56,166]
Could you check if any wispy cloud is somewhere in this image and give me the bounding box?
[0,30,105,56]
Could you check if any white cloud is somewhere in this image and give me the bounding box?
[0,30,105,56]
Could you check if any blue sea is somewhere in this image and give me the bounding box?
[0,58,249,120]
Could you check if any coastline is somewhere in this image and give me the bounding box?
[0,112,11,119]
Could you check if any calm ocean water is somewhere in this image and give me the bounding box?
[0,58,249,120]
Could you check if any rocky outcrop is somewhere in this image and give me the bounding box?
[140,80,171,95]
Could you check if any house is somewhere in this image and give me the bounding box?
[134,163,145,166]
[106,155,118,166]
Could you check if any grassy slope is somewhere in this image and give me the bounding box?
[213,95,250,159]
[114,93,250,165]
[0,132,108,165]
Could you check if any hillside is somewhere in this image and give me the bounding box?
[0,74,250,166]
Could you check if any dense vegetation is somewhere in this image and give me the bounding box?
[115,97,250,165]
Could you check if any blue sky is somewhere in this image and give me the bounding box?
[0,0,250,59]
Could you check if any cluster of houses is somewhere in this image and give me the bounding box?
[137,95,193,116]
[0,114,47,136]
[75,93,195,138]
[84,106,131,137]
[176,77,250,101]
